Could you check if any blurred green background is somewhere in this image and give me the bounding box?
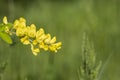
[0,0,120,80]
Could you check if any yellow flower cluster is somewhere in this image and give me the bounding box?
[3,17,62,56]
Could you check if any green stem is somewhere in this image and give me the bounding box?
[48,53,54,65]
[0,74,2,80]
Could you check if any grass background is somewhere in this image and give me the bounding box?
[0,0,120,80]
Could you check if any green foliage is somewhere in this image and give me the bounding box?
[0,0,120,80]
[0,23,13,44]
[0,61,7,80]
[78,33,102,80]
[0,61,7,74]
[0,32,12,44]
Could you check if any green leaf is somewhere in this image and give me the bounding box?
[0,24,5,32]
[4,23,13,28]
[0,32,13,44]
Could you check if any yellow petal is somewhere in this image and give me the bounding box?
[27,24,36,37]
[44,34,51,44]
[20,36,30,45]
[30,24,36,29]
[39,41,48,51]
[32,40,38,45]
[23,40,30,45]
[54,42,62,49]
[31,44,40,56]
[13,18,26,29]
[50,36,56,44]
[49,42,62,52]
[13,20,19,29]
[18,17,26,28]
[49,45,57,52]
[16,27,26,36]
[36,28,45,38]
[36,34,47,43]
[19,17,26,23]
[3,16,8,24]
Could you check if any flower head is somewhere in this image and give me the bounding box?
[2,16,62,56]
[13,17,26,29]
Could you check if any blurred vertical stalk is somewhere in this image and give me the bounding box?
[45,53,55,80]
[78,33,102,80]
[48,53,54,65]
[0,74,1,80]
[0,62,7,80]
[0,74,3,80]
[8,0,15,20]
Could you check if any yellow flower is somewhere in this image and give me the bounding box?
[13,17,26,29]
[1,16,62,56]
[44,34,51,44]
[20,36,30,45]
[36,28,45,38]
[50,36,56,44]
[31,44,40,56]
[19,17,26,27]
[49,42,62,52]
[36,28,47,43]
[32,40,38,45]
[54,42,62,49]
[49,45,57,52]
[19,17,26,23]
[3,16,8,24]
[16,27,26,36]
[37,34,47,43]
[13,20,19,29]
[44,34,56,44]
[26,24,36,38]
[39,41,48,51]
